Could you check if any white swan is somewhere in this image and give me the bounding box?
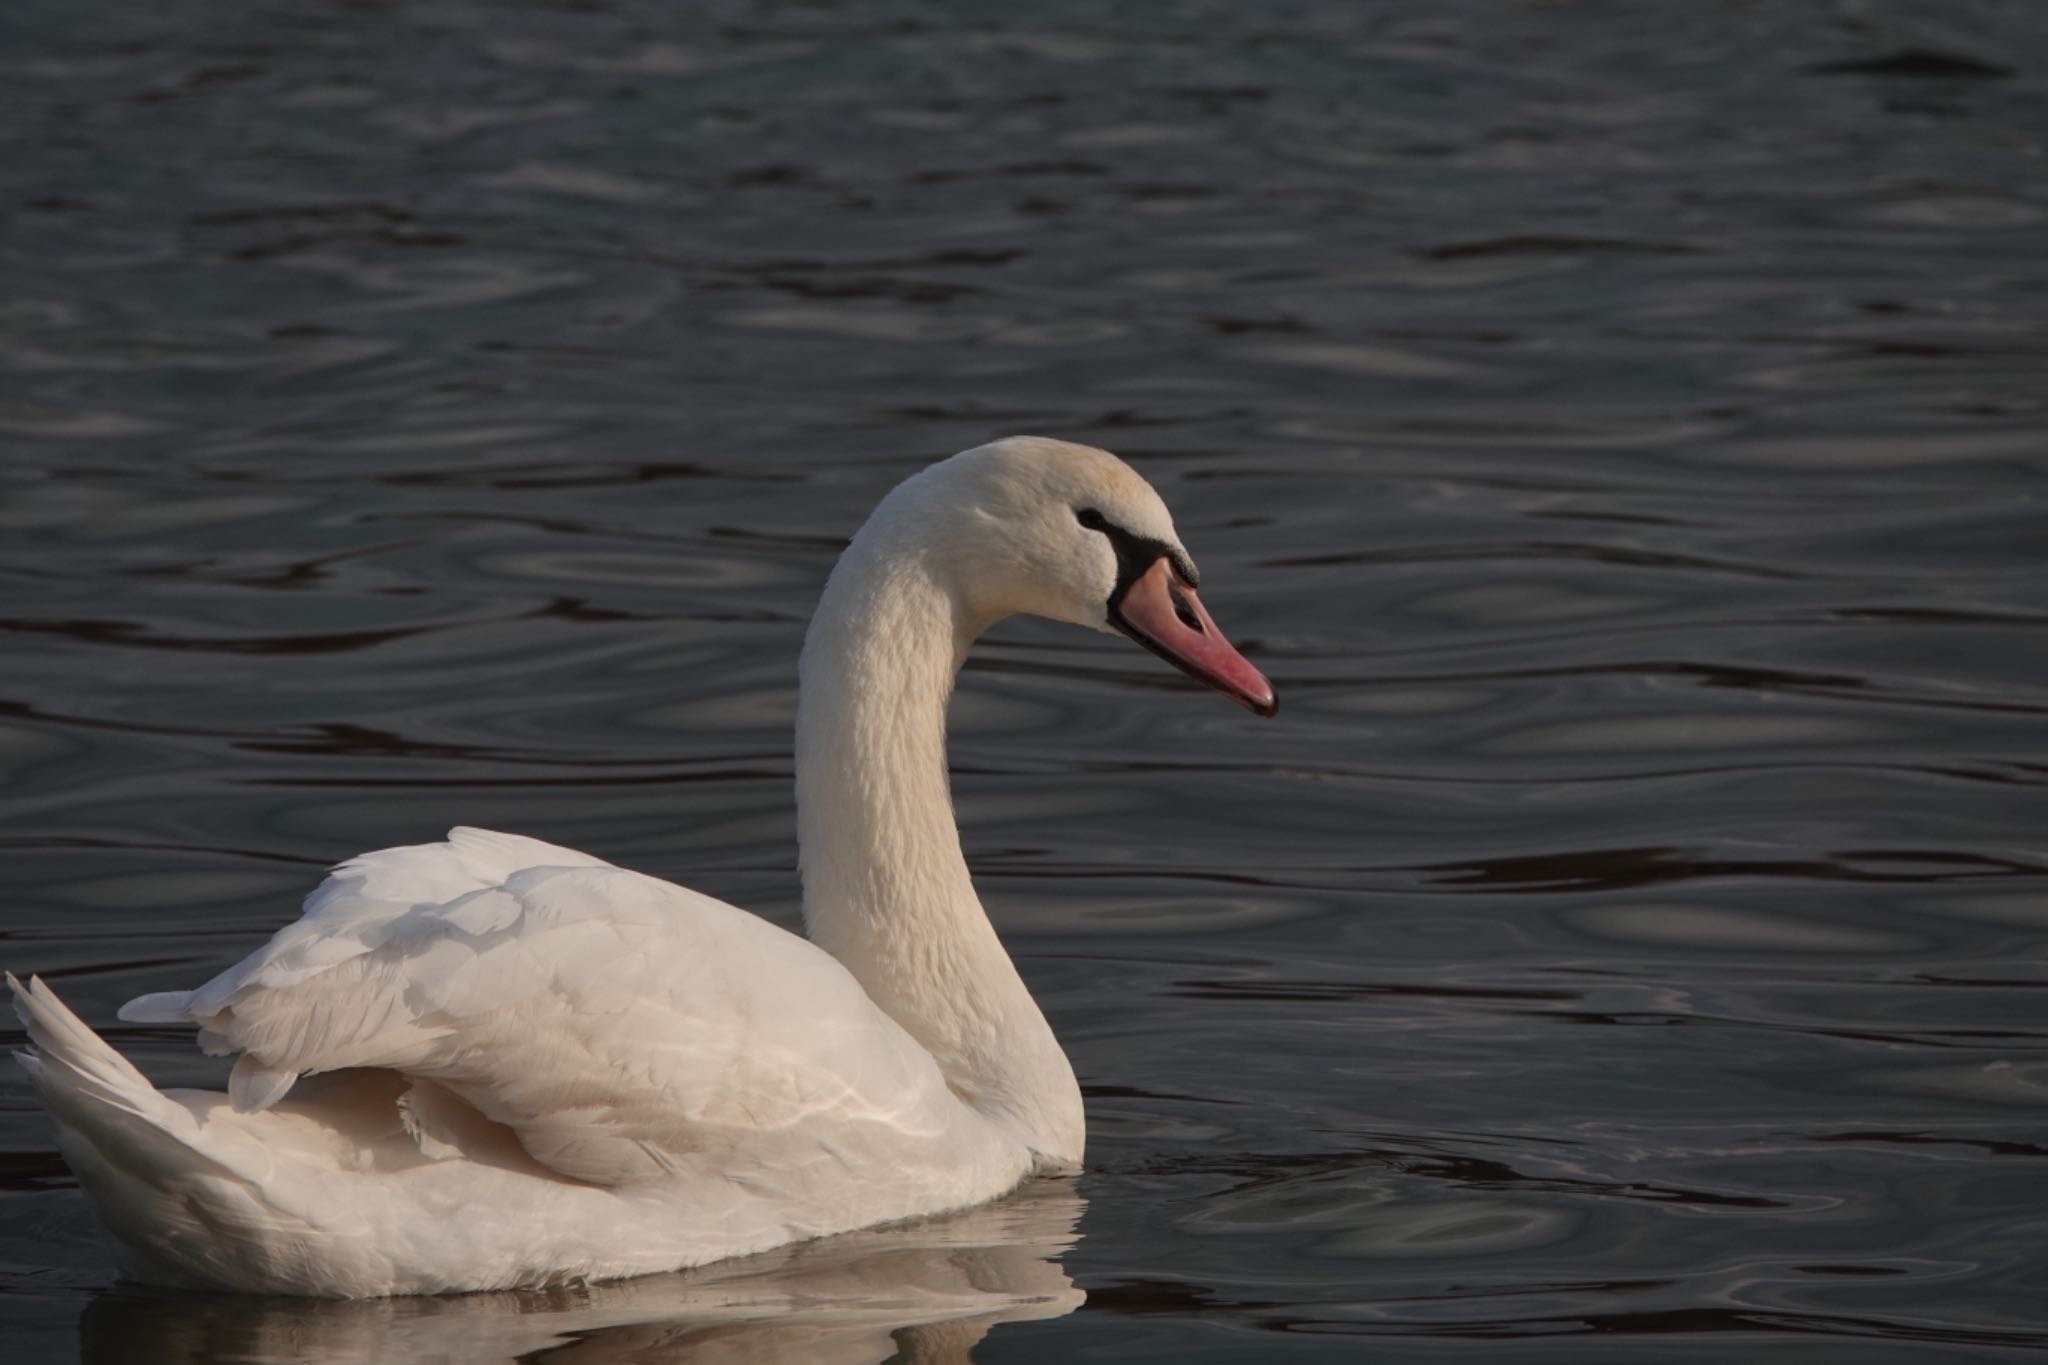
[9,436,1275,1297]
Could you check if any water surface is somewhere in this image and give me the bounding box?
[3,1,2047,1361]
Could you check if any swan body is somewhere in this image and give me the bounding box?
[80,1180,1087,1365]
[10,436,1274,1296]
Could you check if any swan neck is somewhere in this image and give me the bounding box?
[794,516,1082,1167]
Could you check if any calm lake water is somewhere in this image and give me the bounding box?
[4,1,2047,1360]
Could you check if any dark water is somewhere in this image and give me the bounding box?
[4,0,2048,1359]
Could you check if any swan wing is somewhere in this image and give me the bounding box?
[121,827,971,1187]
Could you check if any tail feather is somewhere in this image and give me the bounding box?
[10,974,171,1126]
[8,975,276,1288]
[7,974,217,1173]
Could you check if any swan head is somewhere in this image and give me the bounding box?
[904,436,1277,716]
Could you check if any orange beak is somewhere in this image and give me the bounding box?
[1109,558,1277,717]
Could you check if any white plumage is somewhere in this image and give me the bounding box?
[127,828,1010,1192]
[10,436,1273,1296]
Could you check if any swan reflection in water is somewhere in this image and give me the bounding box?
[79,1180,1085,1365]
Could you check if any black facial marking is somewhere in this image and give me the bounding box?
[1075,506,1199,598]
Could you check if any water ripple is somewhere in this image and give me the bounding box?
[5,0,2047,1359]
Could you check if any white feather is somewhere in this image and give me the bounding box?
[7,438,1229,1296]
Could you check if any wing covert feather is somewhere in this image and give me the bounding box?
[139,829,968,1187]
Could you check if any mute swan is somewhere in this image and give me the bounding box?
[9,436,1275,1297]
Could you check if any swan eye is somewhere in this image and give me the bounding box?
[1075,507,1200,592]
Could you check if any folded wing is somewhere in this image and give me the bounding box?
[121,827,968,1187]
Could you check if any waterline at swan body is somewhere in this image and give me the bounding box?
[9,436,1275,1297]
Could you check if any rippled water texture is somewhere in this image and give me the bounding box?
[4,0,2048,1360]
